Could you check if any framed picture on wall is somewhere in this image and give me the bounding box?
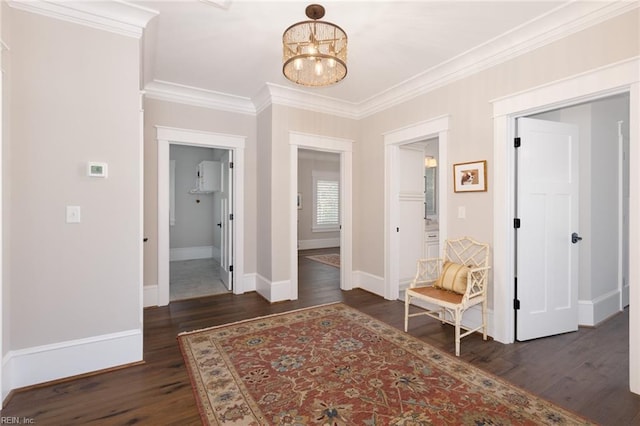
[453,160,487,193]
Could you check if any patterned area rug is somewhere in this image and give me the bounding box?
[305,253,340,268]
[178,303,592,425]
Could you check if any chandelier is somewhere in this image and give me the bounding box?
[282,4,348,87]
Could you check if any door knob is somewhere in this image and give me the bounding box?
[571,232,582,244]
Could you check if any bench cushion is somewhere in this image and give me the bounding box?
[433,262,469,294]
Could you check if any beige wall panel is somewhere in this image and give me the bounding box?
[8,10,141,349]
[356,9,639,279]
[271,105,358,282]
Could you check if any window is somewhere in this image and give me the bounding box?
[313,172,340,232]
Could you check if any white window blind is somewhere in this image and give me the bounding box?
[313,172,340,232]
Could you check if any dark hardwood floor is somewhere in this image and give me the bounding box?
[2,249,639,425]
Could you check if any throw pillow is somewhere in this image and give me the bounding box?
[433,262,469,294]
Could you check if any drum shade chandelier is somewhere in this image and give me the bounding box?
[282,4,348,87]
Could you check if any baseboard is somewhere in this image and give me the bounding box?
[143,284,158,307]
[297,238,340,250]
[2,329,143,400]
[352,271,385,298]
[169,245,214,261]
[255,274,292,302]
[242,273,257,293]
[579,289,621,326]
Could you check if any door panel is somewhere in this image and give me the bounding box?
[398,147,426,286]
[516,117,579,341]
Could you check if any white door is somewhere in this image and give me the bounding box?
[220,150,233,290]
[398,147,426,287]
[516,117,580,341]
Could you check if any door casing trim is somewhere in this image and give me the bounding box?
[491,57,639,393]
[156,126,246,305]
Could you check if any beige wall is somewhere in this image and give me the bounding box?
[355,9,639,279]
[270,105,359,282]
[6,9,142,348]
[256,107,272,279]
[143,98,257,286]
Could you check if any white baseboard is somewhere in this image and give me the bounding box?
[170,245,213,261]
[579,290,621,326]
[352,271,385,298]
[2,329,142,400]
[298,238,340,250]
[241,273,257,293]
[255,273,291,302]
[144,284,158,307]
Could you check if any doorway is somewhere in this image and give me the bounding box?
[515,95,630,340]
[289,132,353,301]
[156,126,246,306]
[384,116,449,301]
[297,149,341,292]
[168,145,232,301]
[491,59,639,394]
[396,139,440,293]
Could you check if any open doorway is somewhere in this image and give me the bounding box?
[514,94,630,340]
[288,132,353,302]
[156,126,246,307]
[297,149,341,294]
[168,144,232,301]
[384,116,449,301]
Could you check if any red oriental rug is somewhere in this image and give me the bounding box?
[178,303,592,425]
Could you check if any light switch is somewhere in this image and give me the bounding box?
[66,206,81,223]
[458,206,466,219]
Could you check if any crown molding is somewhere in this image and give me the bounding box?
[8,0,158,39]
[144,80,256,115]
[200,0,233,11]
[255,83,359,120]
[356,0,638,118]
[142,0,637,120]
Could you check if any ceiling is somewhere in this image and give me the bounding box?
[139,0,590,105]
[20,0,622,113]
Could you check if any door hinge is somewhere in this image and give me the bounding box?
[229,214,234,221]
[514,137,521,148]
[229,162,234,169]
[513,299,521,310]
[513,218,521,228]
[229,265,233,272]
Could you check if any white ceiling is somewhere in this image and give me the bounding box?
[140,0,582,104]
[14,0,629,112]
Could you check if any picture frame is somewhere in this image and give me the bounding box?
[453,160,487,193]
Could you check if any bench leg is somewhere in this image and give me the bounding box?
[482,299,488,341]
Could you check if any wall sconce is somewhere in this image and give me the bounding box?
[425,156,438,168]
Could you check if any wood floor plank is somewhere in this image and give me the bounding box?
[1,250,639,425]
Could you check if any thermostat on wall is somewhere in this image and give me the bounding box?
[87,162,108,178]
